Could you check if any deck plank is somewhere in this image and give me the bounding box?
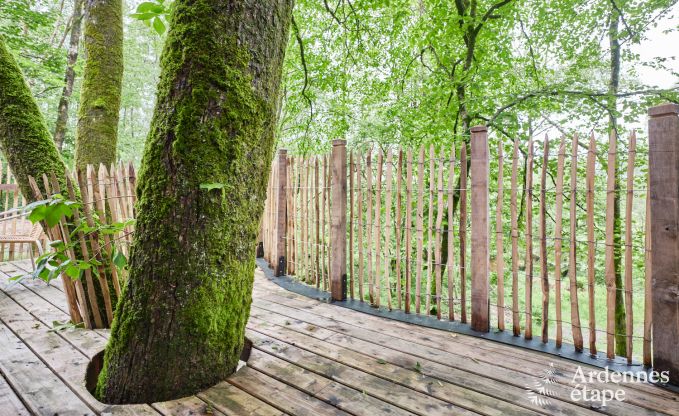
[0,371,30,416]
[1,264,678,415]
[0,286,160,415]
[254,275,678,403]
[198,381,286,416]
[228,367,349,416]
[0,322,94,415]
[152,396,226,416]
[247,329,515,416]
[253,284,678,415]
[248,348,416,416]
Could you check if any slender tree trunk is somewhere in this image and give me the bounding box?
[54,0,84,152]
[96,0,294,404]
[0,37,117,327]
[608,6,626,357]
[0,37,68,198]
[75,0,123,170]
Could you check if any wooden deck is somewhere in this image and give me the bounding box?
[0,259,677,415]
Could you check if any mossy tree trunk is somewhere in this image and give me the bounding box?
[75,0,123,170]
[0,36,116,328]
[0,36,69,198]
[54,0,84,152]
[96,0,294,404]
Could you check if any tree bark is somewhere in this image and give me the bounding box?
[96,0,294,404]
[75,0,123,169]
[54,0,84,152]
[0,37,68,198]
[608,5,626,357]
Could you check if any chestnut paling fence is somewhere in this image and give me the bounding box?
[260,105,679,383]
[27,163,137,329]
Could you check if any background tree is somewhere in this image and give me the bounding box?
[96,0,294,403]
[75,0,124,169]
[54,0,83,151]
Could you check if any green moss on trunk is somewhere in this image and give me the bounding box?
[0,37,115,327]
[75,0,124,170]
[96,0,293,404]
[0,36,68,199]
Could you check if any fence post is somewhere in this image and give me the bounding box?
[331,139,347,301]
[274,149,288,276]
[470,125,490,332]
[648,103,679,383]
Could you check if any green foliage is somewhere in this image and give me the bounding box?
[130,0,171,36]
[11,195,131,285]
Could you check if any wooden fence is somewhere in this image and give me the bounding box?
[28,163,137,329]
[260,104,679,384]
[0,161,48,260]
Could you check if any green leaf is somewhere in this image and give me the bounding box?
[130,12,158,21]
[48,320,84,332]
[153,17,166,36]
[113,250,127,269]
[65,263,81,279]
[136,1,164,14]
[27,204,47,223]
[200,183,226,191]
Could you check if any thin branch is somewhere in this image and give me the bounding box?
[291,16,313,136]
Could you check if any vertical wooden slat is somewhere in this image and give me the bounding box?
[434,149,444,320]
[426,144,435,315]
[554,137,567,348]
[60,173,104,328]
[624,131,636,364]
[586,134,597,354]
[275,150,288,276]
[326,154,332,290]
[27,177,83,325]
[8,168,18,260]
[459,144,468,324]
[330,139,347,301]
[383,150,394,310]
[374,151,384,307]
[510,139,520,336]
[127,162,137,217]
[75,170,114,325]
[349,152,355,299]
[569,134,584,352]
[405,149,414,313]
[495,141,505,331]
[92,166,121,297]
[447,145,456,321]
[315,158,320,286]
[605,130,617,359]
[366,151,374,304]
[304,158,310,283]
[648,103,679,383]
[395,150,404,310]
[286,156,293,275]
[415,147,425,314]
[0,162,6,261]
[357,154,364,301]
[470,126,489,332]
[524,137,534,340]
[539,136,550,343]
[643,173,652,367]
